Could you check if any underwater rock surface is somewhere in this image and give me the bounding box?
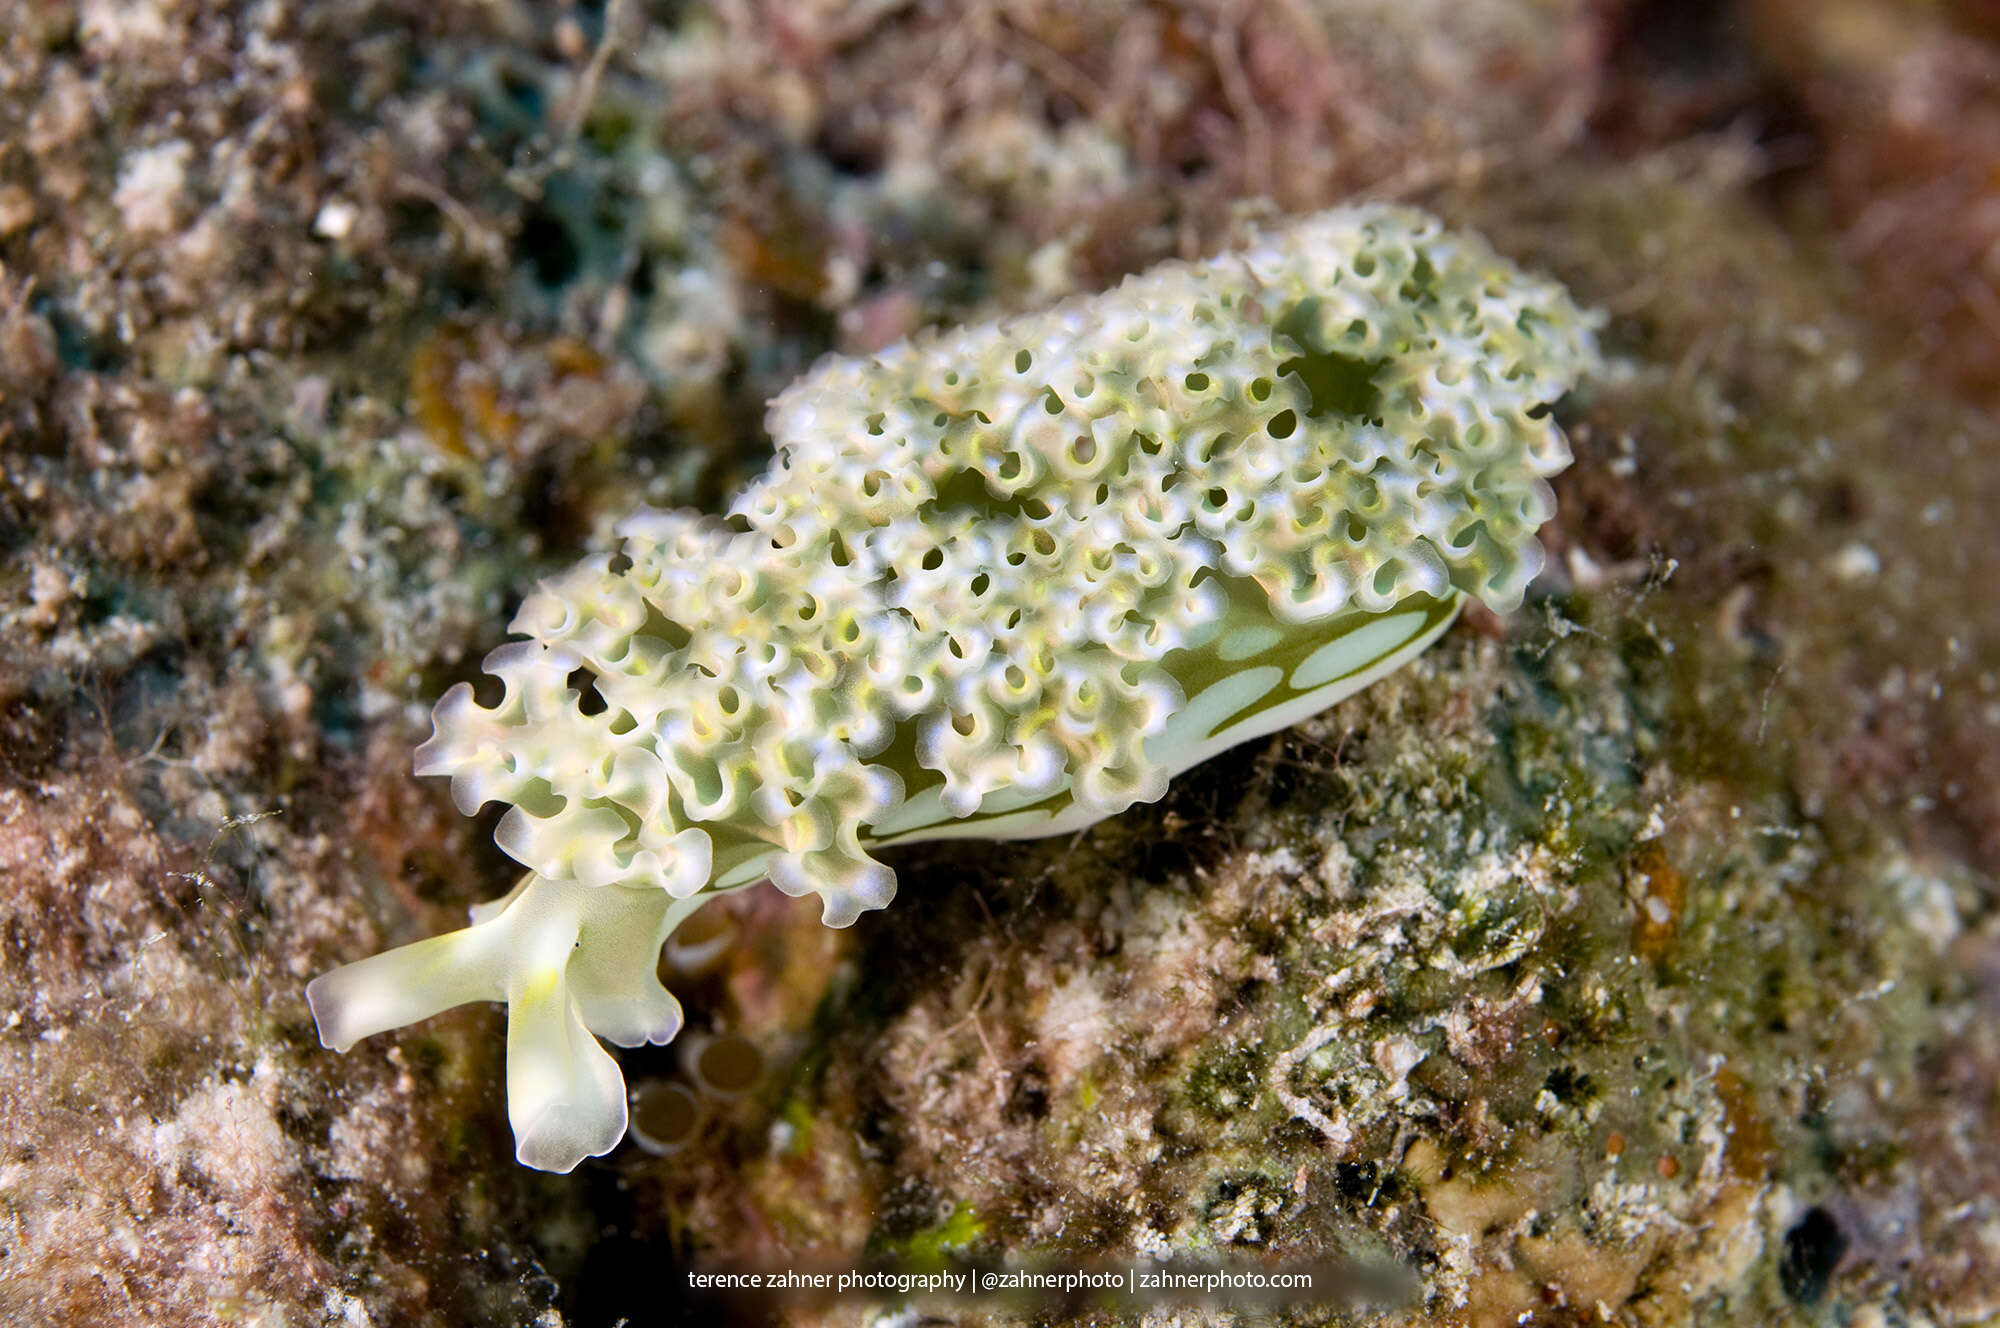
[0,1,1994,1325]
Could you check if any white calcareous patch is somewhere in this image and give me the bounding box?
[112,139,193,238]
[309,205,1601,1171]
[147,1057,299,1197]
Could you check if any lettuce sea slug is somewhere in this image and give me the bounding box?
[308,206,1601,1172]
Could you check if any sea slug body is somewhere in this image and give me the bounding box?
[307,205,1601,1172]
